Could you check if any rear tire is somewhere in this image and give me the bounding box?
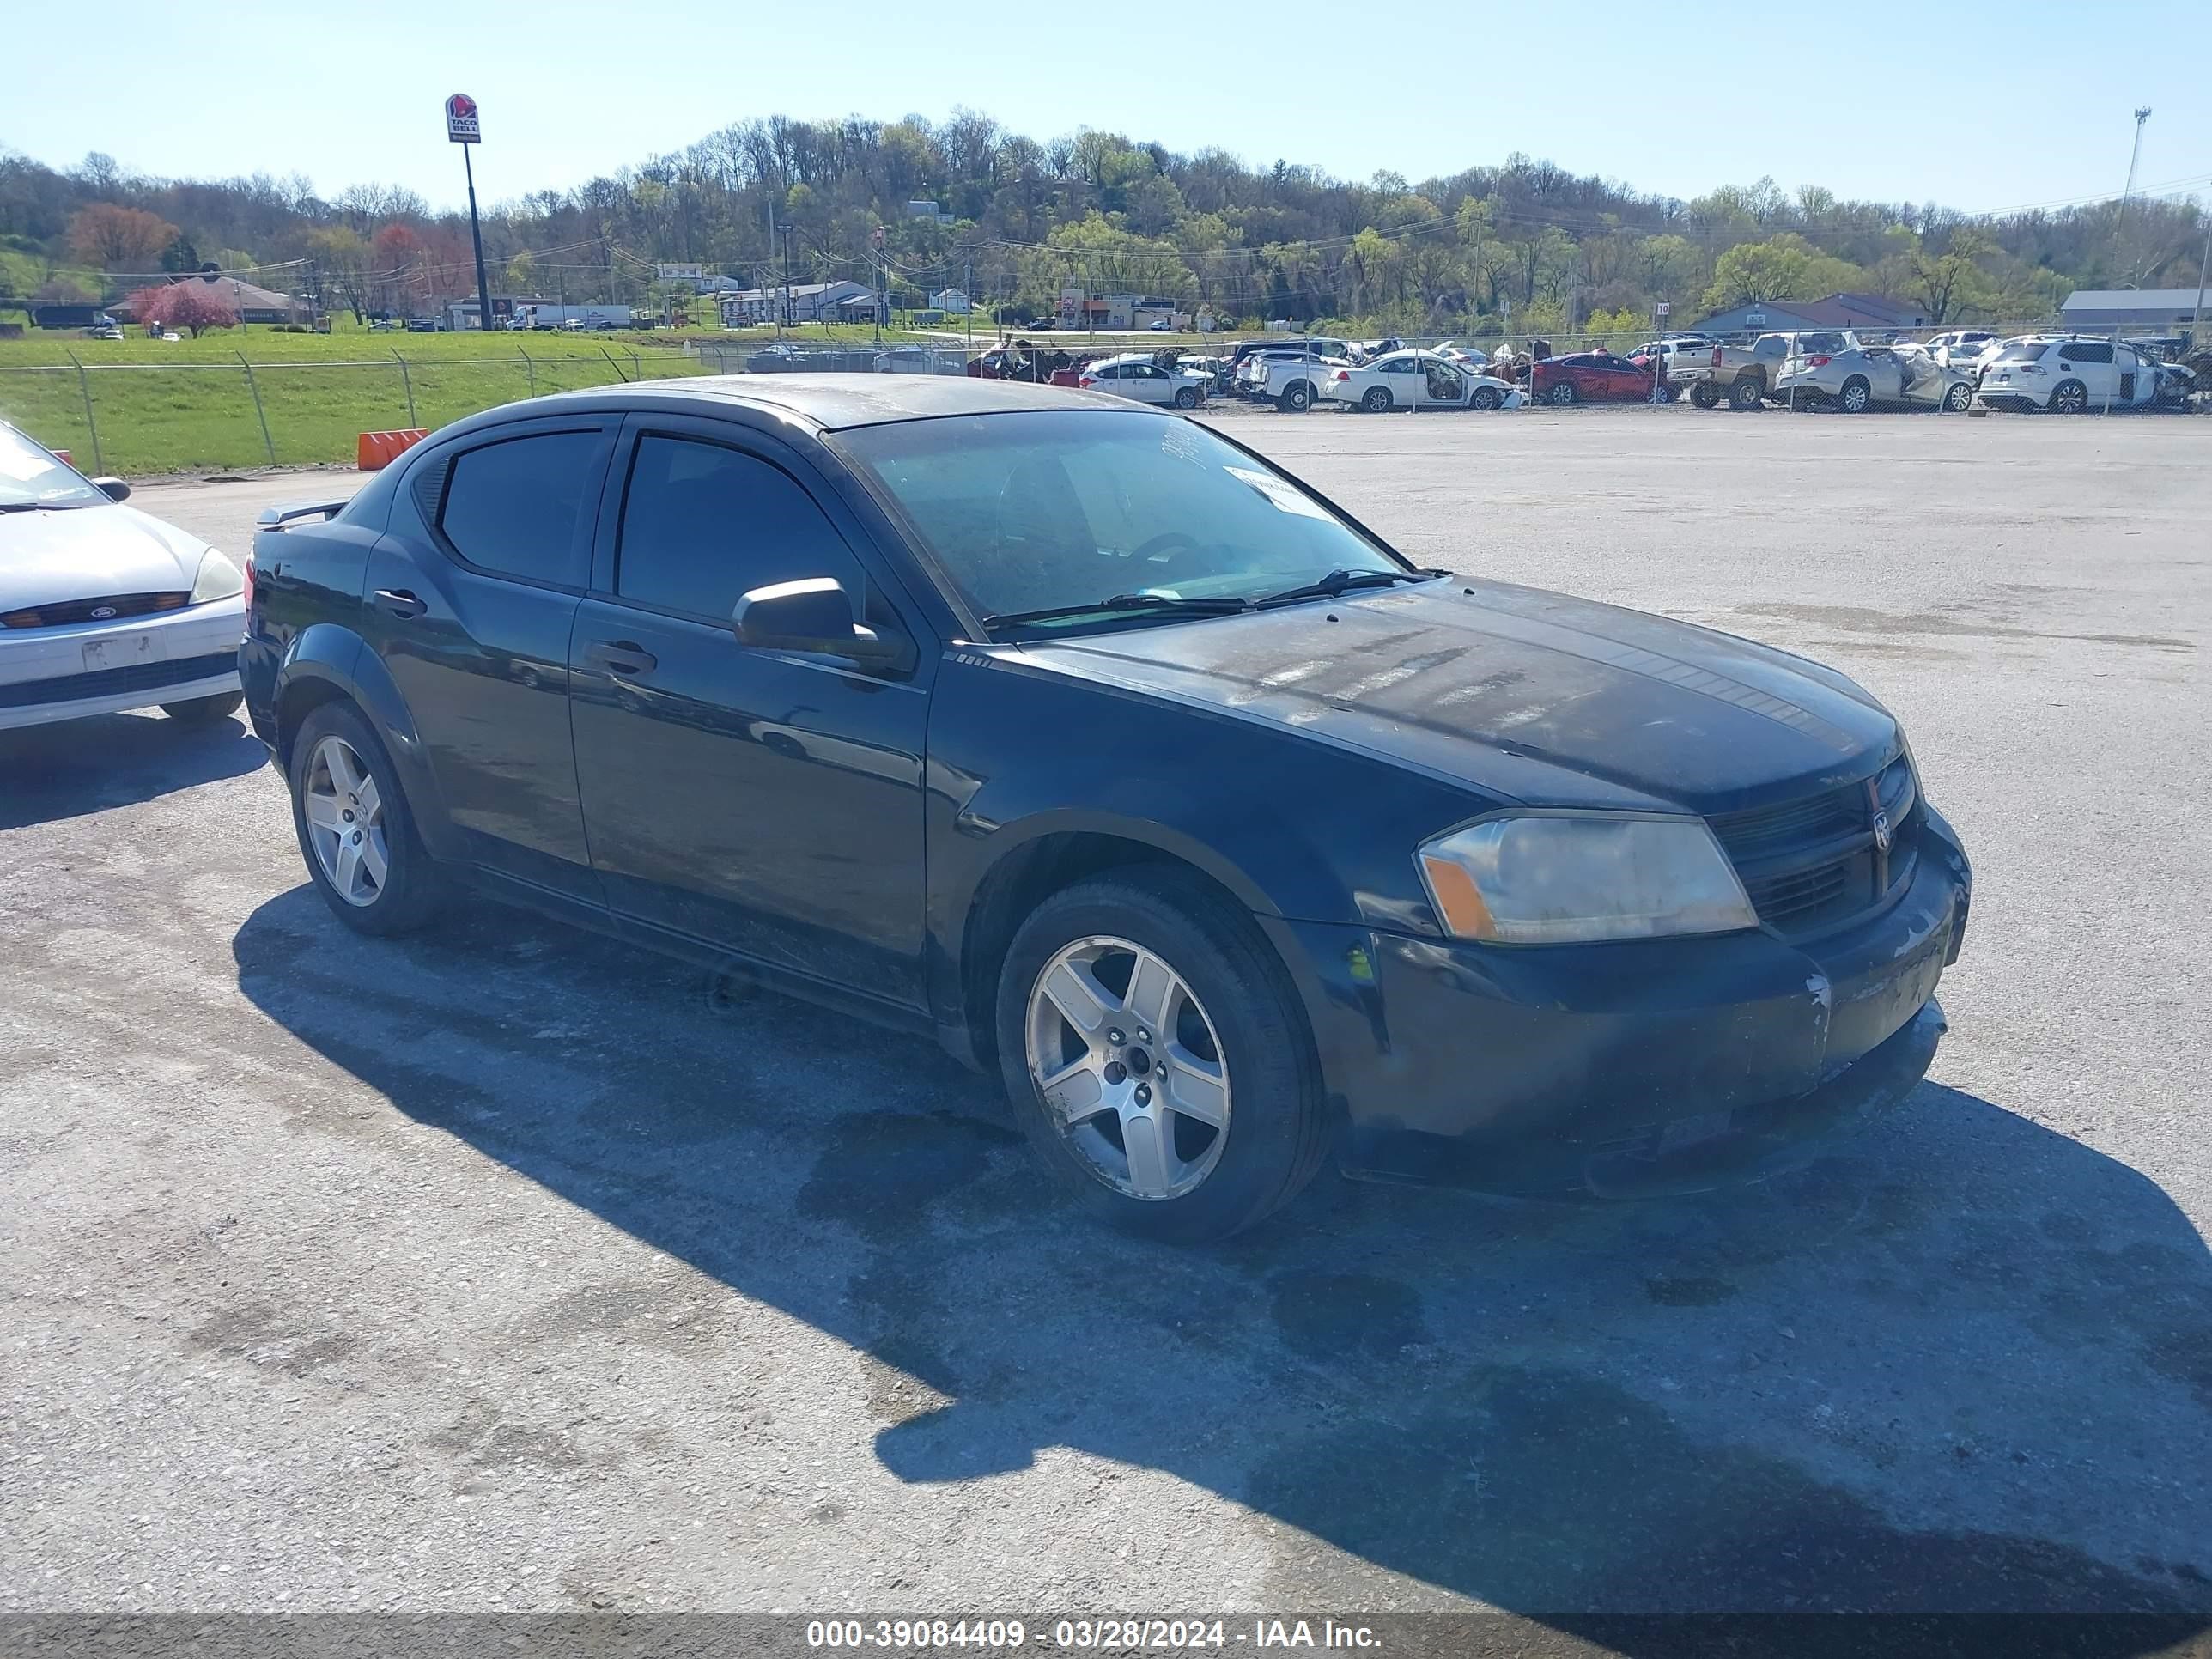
[1361,386,1393,413]
[161,690,244,725]
[288,701,443,936]
[1730,377,1764,410]
[1279,381,1313,413]
[1547,380,1577,406]
[2051,379,2087,414]
[1838,375,1871,414]
[996,866,1329,1243]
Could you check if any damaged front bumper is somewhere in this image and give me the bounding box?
[1262,808,1972,1198]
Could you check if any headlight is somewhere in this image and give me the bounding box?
[1417,813,1758,945]
[191,548,244,604]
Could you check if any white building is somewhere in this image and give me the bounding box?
[717,279,874,326]
[931,287,972,315]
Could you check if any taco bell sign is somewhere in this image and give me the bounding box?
[446,94,482,144]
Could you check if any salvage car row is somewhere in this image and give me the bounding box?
[1079,330,2199,416]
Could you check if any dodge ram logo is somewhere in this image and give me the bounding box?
[1871,810,1893,855]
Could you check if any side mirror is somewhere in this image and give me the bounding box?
[733,577,902,667]
[93,477,131,502]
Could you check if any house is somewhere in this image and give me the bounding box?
[716,280,873,326]
[1692,292,1928,336]
[2059,288,2204,330]
[835,291,887,325]
[930,287,971,315]
[905,201,942,222]
[109,272,309,325]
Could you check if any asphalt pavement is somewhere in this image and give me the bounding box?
[3,404,2209,1625]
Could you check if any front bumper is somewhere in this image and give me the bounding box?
[0,599,245,731]
[1263,808,1972,1196]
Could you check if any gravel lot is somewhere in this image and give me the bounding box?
[3,404,2209,1621]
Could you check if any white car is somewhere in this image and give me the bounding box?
[1077,353,1207,408]
[1975,336,2163,413]
[1922,329,1998,369]
[1320,349,1520,411]
[0,422,246,732]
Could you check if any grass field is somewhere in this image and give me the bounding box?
[0,327,717,474]
[0,318,1227,474]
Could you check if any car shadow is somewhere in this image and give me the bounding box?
[230,886,2212,1632]
[0,710,265,830]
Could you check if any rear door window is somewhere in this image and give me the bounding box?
[2059,341,2112,363]
[437,430,602,586]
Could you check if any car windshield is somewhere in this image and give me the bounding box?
[838,410,1410,633]
[0,425,106,512]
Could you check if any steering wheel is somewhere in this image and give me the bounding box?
[1129,531,1201,565]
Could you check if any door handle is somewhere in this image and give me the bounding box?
[374,588,426,619]
[583,639,658,677]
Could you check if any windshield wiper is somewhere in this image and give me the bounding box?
[983,592,1254,629]
[0,501,89,514]
[1253,568,1431,607]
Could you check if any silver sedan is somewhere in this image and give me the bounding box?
[1775,344,1974,413]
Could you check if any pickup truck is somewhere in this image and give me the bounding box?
[1674,331,1862,410]
[1238,344,1356,411]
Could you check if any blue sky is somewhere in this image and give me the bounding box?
[8,0,2208,218]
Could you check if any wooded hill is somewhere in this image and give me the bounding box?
[4,115,2204,334]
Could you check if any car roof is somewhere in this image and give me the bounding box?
[514,373,1134,433]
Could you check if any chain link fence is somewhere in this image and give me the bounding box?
[4,318,2200,476]
[0,346,706,477]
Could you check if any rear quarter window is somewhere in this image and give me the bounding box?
[436,430,602,586]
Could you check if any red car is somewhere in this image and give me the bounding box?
[967,345,1095,388]
[1530,351,1661,406]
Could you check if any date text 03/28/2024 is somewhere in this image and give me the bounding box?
[805,1620,1382,1650]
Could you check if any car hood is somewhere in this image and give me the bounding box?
[1014,579,1900,814]
[0,503,210,611]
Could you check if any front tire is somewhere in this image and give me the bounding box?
[1691,382,1720,409]
[161,690,244,725]
[1361,385,1393,413]
[1942,380,1972,412]
[288,701,442,936]
[996,867,1329,1243]
[1173,385,1199,409]
[1470,385,1501,410]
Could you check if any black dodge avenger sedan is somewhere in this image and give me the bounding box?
[241,376,1971,1241]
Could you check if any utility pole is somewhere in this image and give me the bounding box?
[2191,209,2211,357]
[782,225,794,331]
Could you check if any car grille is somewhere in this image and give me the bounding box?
[0,651,238,710]
[1708,755,1919,937]
[1,592,191,629]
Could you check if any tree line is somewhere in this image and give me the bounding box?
[3,114,2205,335]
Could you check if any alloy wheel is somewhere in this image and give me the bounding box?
[1025,935,1231,1200]
[303,735,389,907]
